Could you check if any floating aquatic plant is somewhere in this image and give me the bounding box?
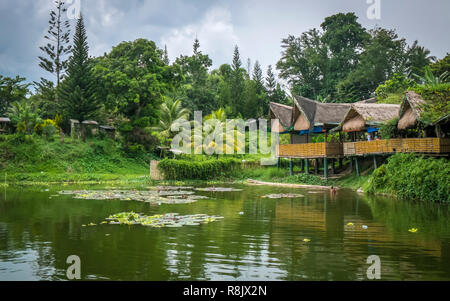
[102,212,224,228]
[59,189,210,204]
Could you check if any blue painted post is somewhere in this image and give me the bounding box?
[289,159,293,176]
[355,157,360,177]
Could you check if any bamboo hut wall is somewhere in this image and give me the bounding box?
[280,138,450,158]
[278,143,326,158]
[278,142,344,158]
[401,138,450,153]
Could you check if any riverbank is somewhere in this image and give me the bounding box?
[2,135,448,202]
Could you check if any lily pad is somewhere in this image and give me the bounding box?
[59,189,210,205]
[101,211,223,228]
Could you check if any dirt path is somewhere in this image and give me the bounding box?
[244,179,332,190]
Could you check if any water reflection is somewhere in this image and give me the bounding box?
[0,185,449,281]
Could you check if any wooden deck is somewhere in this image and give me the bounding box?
[278,138,450,158]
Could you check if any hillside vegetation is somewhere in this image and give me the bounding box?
[0,135,151,182]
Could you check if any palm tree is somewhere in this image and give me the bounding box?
[8,101,42,134]
[152,96,190,139]
[407,41,436,78]
[189,108,245,155]
[413,66,449,86]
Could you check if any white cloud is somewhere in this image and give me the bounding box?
[160,6,239,68]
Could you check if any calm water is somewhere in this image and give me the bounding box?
[0,184,449,281]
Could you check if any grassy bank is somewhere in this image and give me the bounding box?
[0,134,152,184]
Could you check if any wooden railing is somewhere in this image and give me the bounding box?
[278,138,450,158]
[278,142,343,158]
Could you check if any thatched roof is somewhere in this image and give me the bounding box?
[0,117,11,123]
[269,102,293,129]
[293,95,351,131]
[397,91,426,130]
[342,103,400,132]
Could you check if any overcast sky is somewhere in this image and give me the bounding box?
[1,0,449,87]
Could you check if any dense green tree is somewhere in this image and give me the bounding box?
[94,38,180,150]
[277,29,329,99]
[430,53,450,77]
[29,79,57,119]
[94,39,179,125]
[0,75,29,116]
[59,15,98,123]
[320,13,370,96]
[38,0,72,87]
[175,39,215,114]
[242,80,259,118]
[272,84,290,105]
[337,28,408,101]
[213,64,233,112]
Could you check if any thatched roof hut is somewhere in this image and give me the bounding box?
[293,95,351,132]
[341,103,400,132]
[397,91,426,130]
[269,102,293,133]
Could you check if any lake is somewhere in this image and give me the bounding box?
[0,183,449,281]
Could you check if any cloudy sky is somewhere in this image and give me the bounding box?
[1,0,449,86]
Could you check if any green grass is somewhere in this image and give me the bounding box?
[0,134,153,183]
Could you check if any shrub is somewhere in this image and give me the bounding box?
[293,173,328,186]
[41,119,58,140]
[413,83,450,125]
[158,158,242,180]
[366,153,450,203]
[375,73,415,99]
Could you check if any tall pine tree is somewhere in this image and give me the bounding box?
[266,65,276,99]
[231,45,245,116]
[38,0,72,87]
[59,15,98,124]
